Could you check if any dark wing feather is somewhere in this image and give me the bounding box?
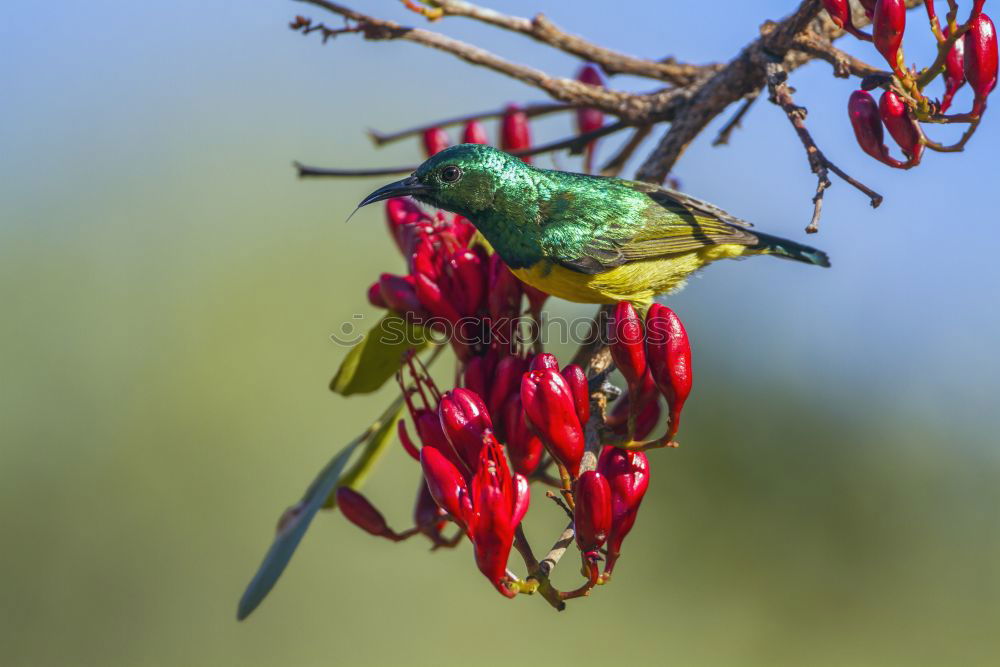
[557,183,758,274]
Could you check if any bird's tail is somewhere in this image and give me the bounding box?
[752,231,831,268]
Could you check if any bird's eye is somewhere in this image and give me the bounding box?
[440,165,462,183]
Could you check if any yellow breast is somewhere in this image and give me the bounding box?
[510,244,750,307]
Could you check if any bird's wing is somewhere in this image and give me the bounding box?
[557,183,759,275]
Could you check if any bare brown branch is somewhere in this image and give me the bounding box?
[426,0,720,85]
[764,59,882,234]
[294,0,686,122]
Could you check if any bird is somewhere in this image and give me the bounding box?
[357,144,829,309]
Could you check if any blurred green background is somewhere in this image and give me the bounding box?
[2,1,998,665]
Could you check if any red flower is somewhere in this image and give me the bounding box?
[413,480,449,547]
[598,447,650,576]
[502,393,545,476]
[420,444,473,524]
[461,120,489,145]
[645,304,692,442]
[574,471,612,553]
[878,90,923,165]
[941,26,966,113]
[336,487,393,538]
[466,435,530,597]
[501,104,532,163]
[964,13,998,116]
[872,0,906,71]
[560,363,590,427]
[422,127,451,157]
[848,90,906,169]
[438,388,494,474]
[575,64,605,172]
[521,368,585,476]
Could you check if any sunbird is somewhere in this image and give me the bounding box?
[358,144,829,308]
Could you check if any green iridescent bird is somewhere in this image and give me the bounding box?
[359,144,829,308]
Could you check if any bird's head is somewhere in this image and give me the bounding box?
[357,144,523,218]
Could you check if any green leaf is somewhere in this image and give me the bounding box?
[324,400,403,508]
[330,315,428,396]
[236,397,403,621]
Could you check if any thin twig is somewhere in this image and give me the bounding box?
[765,59,882,234]
[599,125,653,177]
[790,31,887,78]
[368,102,569,146]
[295,121,629,177]
[712,91,759,146]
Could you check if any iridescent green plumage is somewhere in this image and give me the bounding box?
[360,144,829,306]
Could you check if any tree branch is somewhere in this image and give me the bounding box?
[294,0,686,122]
[764,59,882,234]
[425,0,720,85]
[633,0,925,183]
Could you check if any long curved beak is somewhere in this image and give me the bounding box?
[357,175,429,208]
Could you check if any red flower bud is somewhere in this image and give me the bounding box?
[873,0,906,70]
[609,390,661,441]
[379,273,426,316]
[414,479,448,546]
[488,354,529,427]
[574,471,612,553]
[822,0,872,40]
[367,281,387,309]
[964,13,998,116]
[384,198,425,252]
[462,120,490,145]
[521,369,585,477]
[575,64,605,173]
[848,90,904,167]
[879,90,923,164]
[941,27,966,113]
[501,104,532,164]
[439,389,494,472]
[528,352,560,371]
[462,354,493,408]
[466,436,529,598]
[422,127,451,157]
[413,271,462,323]
[645,304,692,442]
[487,254,523,321]
[822,0,851,28]
[420,445,472,523]
[502,393,545,476]
[444,249,486,316]
[609,301,647,390]
[336,487,391,538]
[597,447,650,575]
[560,363,590,427]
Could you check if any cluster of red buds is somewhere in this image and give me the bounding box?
[825,0,997,167]
[607,302,693,447]
[335,347,652,599]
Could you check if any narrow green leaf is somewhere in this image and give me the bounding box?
[330,315,428,396]
[236,397,403,621]
[324,400,403,508]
